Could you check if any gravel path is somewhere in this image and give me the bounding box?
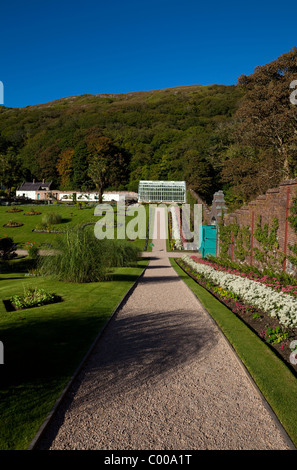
[35,208,293,450]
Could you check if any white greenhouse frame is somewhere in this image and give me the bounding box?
[138,180,186,203]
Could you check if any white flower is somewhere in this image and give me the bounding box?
[170,206,183,250]
[182,255,297,327]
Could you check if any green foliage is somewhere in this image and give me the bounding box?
[222,186,245,212]
[26,243,39,259]
[38,228,140,283]
[218,218,250,262]
[107,240,140,267]
[72,141,92,190]
[10,287,55,309]
[0,148,23,194]
[219,217,284,271]
[234,225,251,262]
[218,221,233,258]
[252,312,262,319]
[254,216,279,251]
[0,236,18,260]
[288,195,297,233]
[0,84,243,202]
[42,212,62,225]
[262,326,289,345]
[287,194,297,266]
[253,216,283,270]
[287,244,297,267]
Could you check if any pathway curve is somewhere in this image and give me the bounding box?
[36,208,293,450]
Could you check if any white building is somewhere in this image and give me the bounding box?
[16,181,138,203]
[16,181,53,200]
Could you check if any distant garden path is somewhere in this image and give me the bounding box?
[36,208,292,450]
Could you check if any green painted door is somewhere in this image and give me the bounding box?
[199,225,217,257]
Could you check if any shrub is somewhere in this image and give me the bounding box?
[26,243,39,259]
[105,239,140,267]
[42,212,62,225]
[0,237,18,260]
[38,229,140,283]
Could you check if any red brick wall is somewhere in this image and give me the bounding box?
[221,179,297,273]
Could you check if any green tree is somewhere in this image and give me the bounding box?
[220,144,280,207]
[86,132,129,203]
[38,143,60,182]
[184,149,217,203]
[56,148,74,189]
[235,47,297,181]
[0,148,23,194]
[72,141,93,190]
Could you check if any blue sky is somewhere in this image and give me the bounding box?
[1,0,296,108]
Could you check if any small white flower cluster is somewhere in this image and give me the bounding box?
[170,206,183,250]
[182,255,297,327]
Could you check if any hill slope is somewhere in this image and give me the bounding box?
[0,84,244,202]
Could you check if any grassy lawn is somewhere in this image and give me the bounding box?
[0,201,152,449]
[0,250,148,450]
[0,203,151,251]
[0,204,97,247]
[171,258,297,449]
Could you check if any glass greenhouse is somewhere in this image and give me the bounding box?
[138,180,186,203]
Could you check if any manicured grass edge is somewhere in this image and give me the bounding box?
[170,257,297,450]
[27,261,148,450]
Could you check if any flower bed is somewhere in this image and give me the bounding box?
[8,287,61,311]
[169,206,183,250]
[6,208,23,213]
[24,210,41,216]
[3,221,23,228]
[182,255,297,327]
[195,256,297,299]
[177,255,297,374]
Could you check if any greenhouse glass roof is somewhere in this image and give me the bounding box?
[138,180,186,203]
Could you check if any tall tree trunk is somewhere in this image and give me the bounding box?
[283,147,290,180]
[98,184,103,204]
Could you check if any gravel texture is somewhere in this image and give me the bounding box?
[35,208,293,450]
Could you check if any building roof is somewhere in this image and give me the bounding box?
[17,181,52,191]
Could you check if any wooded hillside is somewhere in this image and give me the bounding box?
[1,47,297,209]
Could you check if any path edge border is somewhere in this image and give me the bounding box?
[27,262,149,451]
[171,257,297,451]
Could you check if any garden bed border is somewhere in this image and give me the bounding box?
[175,258,297,378]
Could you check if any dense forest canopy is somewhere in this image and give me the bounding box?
[1,48,297,209]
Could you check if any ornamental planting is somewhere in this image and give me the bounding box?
[182,254,297,327]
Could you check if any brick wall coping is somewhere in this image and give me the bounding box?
[279,179,297,186]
